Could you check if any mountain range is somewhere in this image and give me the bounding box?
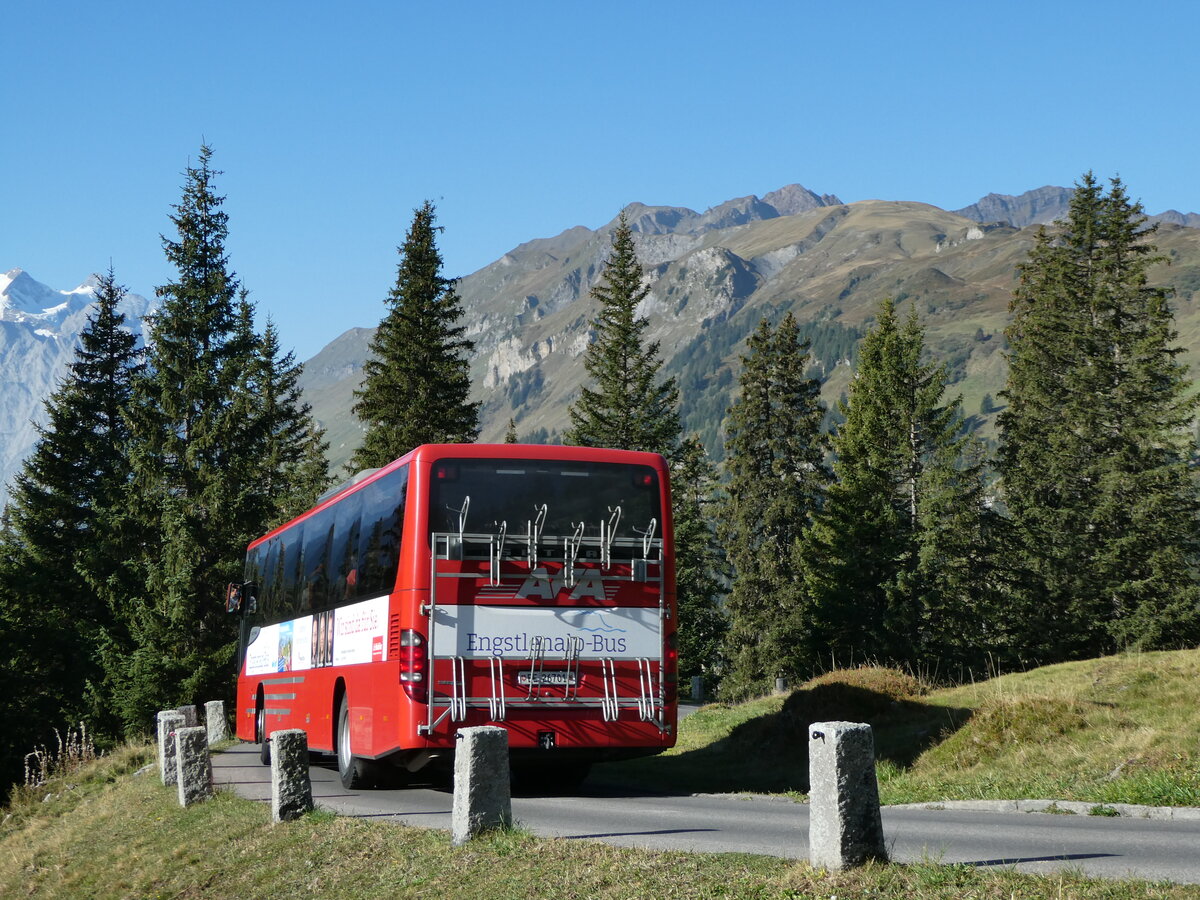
[0,269,152,508]
[298,185,1200,472]
[4,183,1200,503]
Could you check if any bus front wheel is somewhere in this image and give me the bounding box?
[336,698,376,790]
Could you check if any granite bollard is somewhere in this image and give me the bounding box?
[174,726,213,807]
[177,704,199,728]
[270,729,314,823]
[808,721,887,870]
[205,700,227,744]
[452,726,512,846]
[157,711,185,786]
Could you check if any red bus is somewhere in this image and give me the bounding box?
[229,443,677,788]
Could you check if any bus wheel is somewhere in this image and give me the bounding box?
[256,699,271,766]
[336,698,373,790]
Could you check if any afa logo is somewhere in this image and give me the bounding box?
[516,567,607,601]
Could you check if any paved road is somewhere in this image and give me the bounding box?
[213,743,1200,885]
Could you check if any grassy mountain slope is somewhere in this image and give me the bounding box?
[301,191,1200,473]
[606,649,1200,809]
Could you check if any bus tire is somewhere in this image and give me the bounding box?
[336,697,373,790]
[256,697,271,766]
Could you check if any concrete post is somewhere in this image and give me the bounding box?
[174,726,213,808]
[775,677,787,694]
[808,721,887,870]
[270,729,314,823]
[204,700,227,744]
[177,704,199,727]
[690,675,704,701]
[452,726,512,846]
[157,711,185,786]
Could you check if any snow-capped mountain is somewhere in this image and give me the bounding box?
[0,269,153,508]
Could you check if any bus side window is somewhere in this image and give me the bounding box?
[280,525,304,616]
[260,537,282,624]
[331,490,363,601]
[358,466,407,598]
[302,508,334,611]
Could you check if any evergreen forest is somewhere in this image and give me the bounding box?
[2,167,1197,795]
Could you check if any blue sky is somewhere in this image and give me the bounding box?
[4,1,1198,360]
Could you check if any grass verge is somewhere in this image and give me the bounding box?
[4,745,1200,899]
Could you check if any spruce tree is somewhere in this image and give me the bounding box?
[564,212,680,455]
[804,299,994,672]
[671,435,728,686]
[718,312,828,696]
[117,145,253,727]
[0,269,142,774]
[998,174,1200,658]
[351,201,479,470]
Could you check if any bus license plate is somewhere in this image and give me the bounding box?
[517,671,578,687]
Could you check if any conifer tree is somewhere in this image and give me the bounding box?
[236,301,331,525]
[718,312,828,695]
[0,269,142,769]
[804,299,994,671]
[504,418,518,444]
[564,213,680,455]
[998,174,1200,658]
[351,201,479,470]
[671,435,728,685]
[117,145,254,727]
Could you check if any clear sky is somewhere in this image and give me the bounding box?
[4,1,1198,360]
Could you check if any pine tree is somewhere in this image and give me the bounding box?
[718,312,828,696]
[564,212,680,455]
[504,418,518,444]
[671,435,728,686]
[998,174,1200,658]
[351,201,479,470]
[804,300,994,672]
[0,269,142,780]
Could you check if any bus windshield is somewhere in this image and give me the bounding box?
[428,458,660,542]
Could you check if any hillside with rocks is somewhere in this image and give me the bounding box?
[302,186,1200,472]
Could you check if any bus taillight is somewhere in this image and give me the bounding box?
[664,631,679,703]
[398,630,428,703]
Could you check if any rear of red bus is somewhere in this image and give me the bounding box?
[234,443,677,786]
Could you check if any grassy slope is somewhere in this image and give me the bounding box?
[4,744,1198,899]
[604,650,1200,808]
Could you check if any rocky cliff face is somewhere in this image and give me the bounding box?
[0,269,152,508]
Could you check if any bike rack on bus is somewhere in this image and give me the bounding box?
[420,512,669,737]
[488,656,506,721]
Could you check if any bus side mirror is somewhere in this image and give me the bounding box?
[225,583,242,613]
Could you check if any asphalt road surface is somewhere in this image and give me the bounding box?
[212,743,1200,886]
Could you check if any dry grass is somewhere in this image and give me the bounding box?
[3,747,1199,899]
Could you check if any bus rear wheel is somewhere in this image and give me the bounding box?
[336,697,378,790]
[256,698,270,766]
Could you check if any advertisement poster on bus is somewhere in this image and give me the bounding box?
[244,595,388,676]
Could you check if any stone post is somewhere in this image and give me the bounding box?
[775,677,788,694]
[175,726,213,808]
[690,675,704,701]
[177,704,199,727]
[808,721,887,870]
[157,710,185,786]
[205,700,227,744]
[270,729,314,823]
[452,726,512,846]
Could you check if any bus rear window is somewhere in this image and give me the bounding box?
[428,458,660,543]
